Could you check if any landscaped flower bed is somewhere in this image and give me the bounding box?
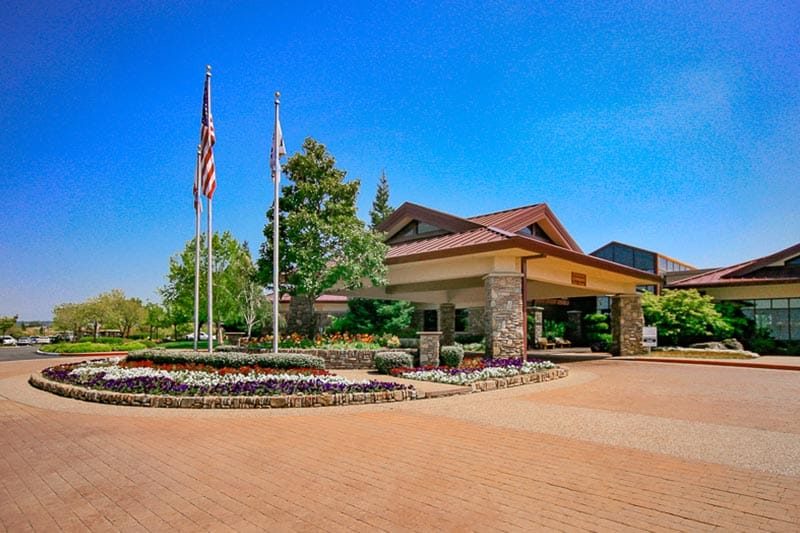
[390,358,558,385]
[126,349,327,370]
[40,357,410,397]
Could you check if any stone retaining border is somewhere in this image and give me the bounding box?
[467,366,568,392]
[28,373,416,409]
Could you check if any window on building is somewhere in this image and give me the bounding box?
[455,309,469,332]
[615,245,634,268]
[634,250,656,272]
[740,298,800,340]
[597,296,611,313]
[519,223,555,244]
[387,221,447,243]
[423,310,438,331]
[786,256,800,266]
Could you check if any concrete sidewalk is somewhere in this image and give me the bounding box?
[618,354,800,371]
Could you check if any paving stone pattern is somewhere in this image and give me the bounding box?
[1,358,799,531]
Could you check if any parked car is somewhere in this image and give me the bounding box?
[184,332,217,341]
[1,336,17,346]
[16,337,32,345]
[35,336,52,344]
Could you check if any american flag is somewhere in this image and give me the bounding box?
[200,69,217,199]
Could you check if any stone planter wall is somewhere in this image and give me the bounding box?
[29,373,416,409]
[257,348,415,369]
[467,367,568,392]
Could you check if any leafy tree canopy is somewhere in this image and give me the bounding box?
[641,289,732,346]
[258,137,388,302]
[160,231,255,331]
[328,298,415,336]
[0,315,18,335]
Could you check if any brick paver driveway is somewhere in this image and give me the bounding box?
[1,358,799,531]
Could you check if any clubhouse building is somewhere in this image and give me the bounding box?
[343,202,661,357]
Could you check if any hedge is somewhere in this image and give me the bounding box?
[126,349,326,370]
[440,345,465,367]
[374,352,413,374]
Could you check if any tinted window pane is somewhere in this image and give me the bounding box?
[791,309,800,340]
[755,300,771,309]
[772,299,789,309]
[634,250,655,272]
[615,245,634,267]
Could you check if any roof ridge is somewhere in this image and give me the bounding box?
[468,202,543,220]
[670,259,754,286]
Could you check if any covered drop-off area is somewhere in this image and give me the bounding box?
[339,202,661,358]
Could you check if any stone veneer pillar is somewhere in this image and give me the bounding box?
[484,272,524,358]
[439,303,455,346]
[466,307,485,336]
[417,331,442,367]
[529,306,544,343]
[611,293,646,356]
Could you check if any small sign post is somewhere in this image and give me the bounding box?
[642,326,658,353]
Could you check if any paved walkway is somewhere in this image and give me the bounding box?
[1,358,799,531]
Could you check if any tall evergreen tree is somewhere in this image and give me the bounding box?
[369,170,395,229]
[258,138,388,336]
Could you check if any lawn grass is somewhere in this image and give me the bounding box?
[47,342,148,354]
[158,340,220,349]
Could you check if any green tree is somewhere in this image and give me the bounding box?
[641,289,732,346]
[369,170,394,229]
[0,315,18,335]
[144,302,168,340]
[160,231,256,335]
[328,298,414,336]
[258,138,389,336]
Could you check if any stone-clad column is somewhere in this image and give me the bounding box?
[466,307,485,336]
[484,272,524,358]
[417,331,442,367]
[439,303,455,346]
[529,306,544,342]
[611,293,645,356]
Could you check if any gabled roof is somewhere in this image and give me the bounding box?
[378,201,660,282]
[376,202,483,236]
[468,204,582,252]
[668,242,800,288]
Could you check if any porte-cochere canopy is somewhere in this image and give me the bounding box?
[341,202,660,357]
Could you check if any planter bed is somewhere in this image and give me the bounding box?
[390,358,568,390]
[30,355,415,409]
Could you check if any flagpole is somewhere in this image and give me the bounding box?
[207,196,214,353]
[272,91,281,355]
[205,65,214,355]
[193,145,201,352]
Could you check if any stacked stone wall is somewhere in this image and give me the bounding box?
[611,294,646,356]
[484,273,524,358]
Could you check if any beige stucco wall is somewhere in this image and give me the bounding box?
[700,283,800,301]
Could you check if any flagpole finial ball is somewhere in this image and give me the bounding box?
[206,65,212,74]
[275,91,281,101]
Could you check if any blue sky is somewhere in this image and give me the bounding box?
[1,1,798,319]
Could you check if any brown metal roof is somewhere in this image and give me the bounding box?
[668,242,800,288]
[386,227,509,259]
[468,204,544,230]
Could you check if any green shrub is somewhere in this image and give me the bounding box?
[440,345,464,367]
[642,289,732,346]
[47,342,144,354]
[159,340,219,349]
[374,352,413,374]
[454,333,484,344]
[126,350,326,369]
[458,341,485,353]
[78,336,125,345]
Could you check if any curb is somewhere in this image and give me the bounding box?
[36,349,128,357]
[618,357,800,372]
